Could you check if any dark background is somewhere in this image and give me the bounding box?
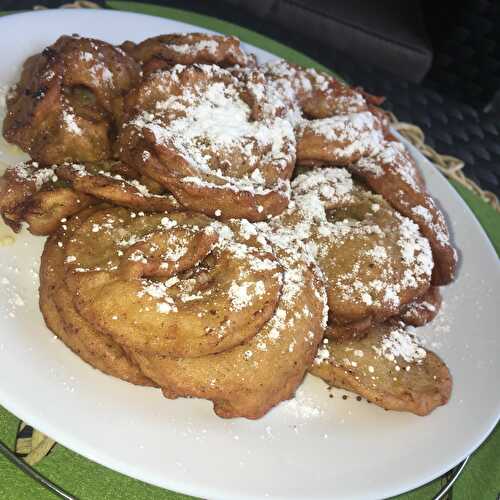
[2,0,499,196]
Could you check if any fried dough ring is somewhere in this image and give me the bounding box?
[262,61,386,166]
[3,35,141,164]
[351,141,457,285]
[310,321,452,415]
[0,162,94,235]
[122,33,254,75]
[39,207,153,385]
[131,237,328,419]
[64,207,283,357]
[119,64,296,221]
[271,168,433,326]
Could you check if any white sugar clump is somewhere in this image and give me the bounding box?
[372,324,427,363]
[62,107,82,135]
[12,163,56,190]
[396,214,434,283]
[314,339,330,364]
[167,39,219,55]
[228,281,253,311]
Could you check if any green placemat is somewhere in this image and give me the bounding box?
[0,2,499,499]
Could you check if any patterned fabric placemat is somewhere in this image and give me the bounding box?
[0,2,498,499]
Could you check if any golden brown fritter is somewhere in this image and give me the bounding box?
[262,60,368,119]
[3,35,141,164]
[121,33,255,75]
[132,238,327,419]
[261,60,457,285]
[350,142,457,285]
[63,207,283,357]
[296,112,384,166]
[0,160,181,235]
[39,207,154,385]
[269,167,433,327]
[119,64,296,221]
[310,321,452,416]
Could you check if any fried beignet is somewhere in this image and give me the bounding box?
[262,61,457,284]
[262,61,385,165]
[3,35,141,164]
[310,321,452,415]
[296,112,384,166]
[262,60,368,119]
[119,64,295,221]
[351,142,457,285]
[63,208,283,358]
[132,232,327,419]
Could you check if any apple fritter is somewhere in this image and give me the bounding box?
[269,167,433,326]
[132,235,327,419]
[350,142,458,286]
[262,60,368,119]
[310,321,452,415]
[63,207,283,358]
[119,64,295,221]
[3,35,141,164]
[0,161,94,235]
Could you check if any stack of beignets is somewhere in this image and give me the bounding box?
[0,33,457,418]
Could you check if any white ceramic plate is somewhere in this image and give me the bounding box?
[0,9,498,500]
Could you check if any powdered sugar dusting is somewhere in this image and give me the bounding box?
[372,323,427,363]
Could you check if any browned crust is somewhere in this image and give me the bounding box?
[131,258,326,419]
[400,287,442,326]
[56,162,179,212]
[119,65,295,221]
[3,35,140,164]
[324,317,372,342]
